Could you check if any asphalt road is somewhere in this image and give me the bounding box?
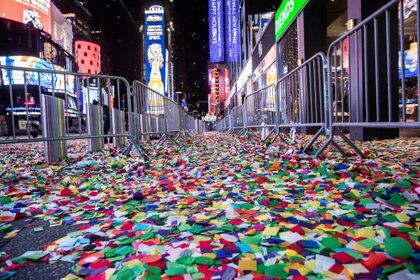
[0,218,77,279]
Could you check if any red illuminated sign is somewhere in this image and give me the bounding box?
[75,41,101,74]
[0,0,51,34]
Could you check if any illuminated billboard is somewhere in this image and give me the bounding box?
[0,56,78,116]
[0,56,74,95]
[0,0,52,34]
[75,41,101,74]
[208,0,225,63]
[51,3,73,54]
[225,0,240,62]
[145,5,166,96]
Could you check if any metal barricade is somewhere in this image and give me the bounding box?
[111,108,126,147]
[40,94,66,162]
[87,103,104,152]
[131,81,166,138]
[131,80,195,147]
[185,114,196,134]
[317,0,420,157]
[244,84,277,140]
[229,105,245,132]
[0,65,133,162]
[276,52,328,150]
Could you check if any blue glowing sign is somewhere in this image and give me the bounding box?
[225,0,240,62]
[208,0,225,63]
[145,5,166,95]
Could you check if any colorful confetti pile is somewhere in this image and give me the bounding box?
[0,133,419,280]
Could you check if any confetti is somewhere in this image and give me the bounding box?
[0,135,419,279]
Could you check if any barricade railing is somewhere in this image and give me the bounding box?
[243,84,277,140]
[229,105,245,132]
[316,0,420,157]
[0,64,133,162]
[276,52,328,151]
[130,80,196,148]
[221,0,419,158]
[215,118,227,132]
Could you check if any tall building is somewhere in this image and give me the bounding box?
[54,0,105,75]
[53,0,92,41]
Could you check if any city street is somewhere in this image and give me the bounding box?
[0,134,418,279]
[0,0,419,279]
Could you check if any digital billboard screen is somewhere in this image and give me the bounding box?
[0,56,74,95]
[225,0,240,62]
[208,0,225,63]
[145,5,166,113]
[145,5,166,96]
[0,0,51,34]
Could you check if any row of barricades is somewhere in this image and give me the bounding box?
[216,0,419,157]
[0,65,201,162]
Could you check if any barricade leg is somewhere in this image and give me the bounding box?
[111,108,126,148]
[87,104,104,153]
[40,95,67,163]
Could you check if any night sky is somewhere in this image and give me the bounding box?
[88,0,209,109]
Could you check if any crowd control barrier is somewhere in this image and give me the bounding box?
[184,114,205,135]
[0,65,133,162]
[218,0,419,157]
[219,53,328,152]
[0,66,202,162]
[316,0,420,157]
[126,80,194,153]
[243,84,277,141]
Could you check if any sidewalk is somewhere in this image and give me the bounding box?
[0,133,418,279]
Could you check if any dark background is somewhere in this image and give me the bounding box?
[88,0,209,109]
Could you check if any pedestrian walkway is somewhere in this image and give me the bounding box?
[0,133,418,279]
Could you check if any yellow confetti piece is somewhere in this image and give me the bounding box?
[238,259,257,271]
[61,274,83,280]
[351,243,372,253]
[395,213,410,223]
[285,249,298,257]
[4,229,19,239]
[355,228,376,239]
[262,226,280,236]
[255,214,270,221]
[124,259,142,268]
[202,253,216,259]
[105,268,116,280]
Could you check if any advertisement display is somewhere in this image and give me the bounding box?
[145,5,165,114]
[225,0,240,62]
[51,3,73,54]
[0,56,78,117]
[145,5,166,96]
[208,0,225,63]
[253,46,277,84]
[275,0,309,41]
[0,0,51,34]
[399,43,418,79]
[0,56,74,95]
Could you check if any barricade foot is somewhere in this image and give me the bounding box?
[166,133,183,148]
[313,127,365,158]
[123,136,149,160]
[262,128,276,143]
[303,126,325,154]
[334,128,365,158]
